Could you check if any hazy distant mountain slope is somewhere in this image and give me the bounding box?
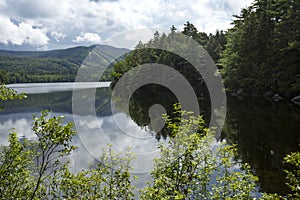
[0,45,129,83]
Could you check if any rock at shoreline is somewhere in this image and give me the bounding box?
[291,95,300,105]
[272,94,284,102]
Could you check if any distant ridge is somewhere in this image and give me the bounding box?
[0,45,129,83]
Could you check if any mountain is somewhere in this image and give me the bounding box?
[0,45,129,83]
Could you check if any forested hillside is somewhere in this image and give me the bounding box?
[111,0,299,102]
[111,22,227,87]
[0,45,129,83]
[221,0,300,99]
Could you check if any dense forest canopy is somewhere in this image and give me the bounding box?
[111,0,299,102]
[110,22,227,86]
[221,0,300,99]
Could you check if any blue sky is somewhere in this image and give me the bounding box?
[0,0,253,51]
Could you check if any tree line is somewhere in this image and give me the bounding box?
[112,0,299,101]
[0,45,128,84]
[0,56,78,83]
[221,0,300,99]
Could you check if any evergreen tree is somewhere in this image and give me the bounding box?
[221,0,300,98]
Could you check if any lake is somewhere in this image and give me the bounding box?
[0,82,299,195]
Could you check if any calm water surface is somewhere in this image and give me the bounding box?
[0,83,299,195]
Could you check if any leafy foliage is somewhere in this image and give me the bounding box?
[0,84,26,101]
[0,101,299,199]
[0,111,136,199]
[30,110,77,199]
[262,148,300,199]
[284,150,300,199]
[0,84,26,111]
[59,146,136,199]
[140,104,258,199]
[0,131,35,199]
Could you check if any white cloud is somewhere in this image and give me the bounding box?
[227,0,254,14]
[51,31,67,42]
[0,15,49,46]
[0,0,253,50]
[73,32,102,43]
